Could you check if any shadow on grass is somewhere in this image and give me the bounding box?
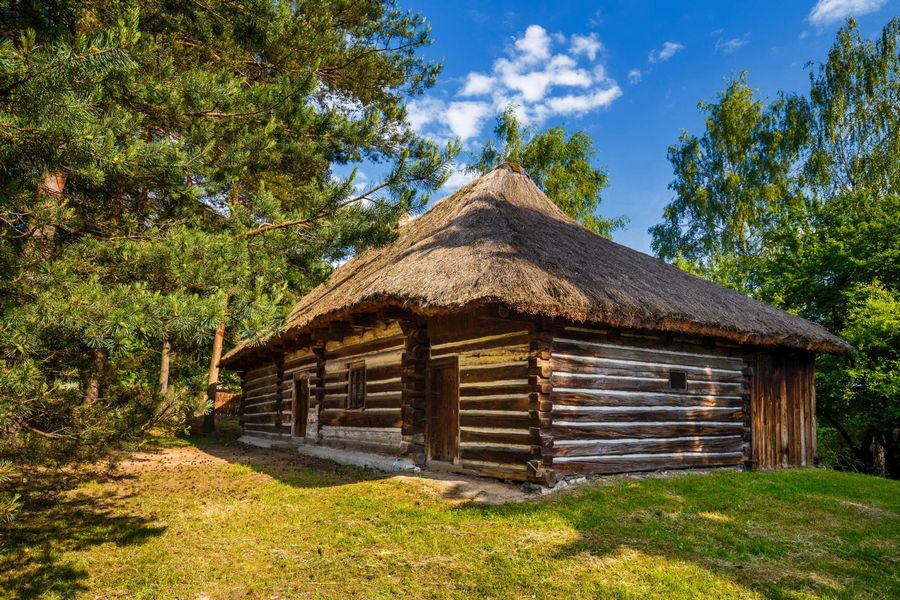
[188,417,390,489]
[0,471,166,600]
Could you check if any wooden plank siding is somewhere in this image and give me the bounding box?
[750,352,817,469]
[427,313,534,481]
[549,326,748,476]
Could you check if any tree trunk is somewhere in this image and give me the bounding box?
[83,347,108,404]
[23,171,67,282]
[203,320,226,433]
[159,338,172,394]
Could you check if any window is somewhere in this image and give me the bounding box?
[669,371,687,391]
[348,362,366,409]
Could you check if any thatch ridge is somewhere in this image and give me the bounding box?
[223,165,849,365]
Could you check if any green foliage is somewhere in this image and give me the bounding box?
[0,1,456,469]
[818,283,900,473]
[470,106,625,237]
[650,18,900,475]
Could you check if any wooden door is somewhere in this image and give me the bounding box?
[427,358,459,462]
[292,377,309,438]
[751,352,816,469]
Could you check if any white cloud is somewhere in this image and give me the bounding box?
[570,33,603,61]
[460,73,494,96]
[627,69,642,84]
[715,33,750,55]
[808,0,887,26]
[544,86,622,115]
[406,96,444,132]
[441,163,477,192]
[648,41,684,63]
[445,101,492,140]
[514,24,552,63]
[407,24,622,143]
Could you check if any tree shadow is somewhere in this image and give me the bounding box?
[0,471,166,600]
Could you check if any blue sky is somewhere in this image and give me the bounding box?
[364,0,898,253]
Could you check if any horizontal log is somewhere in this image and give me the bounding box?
[367,381,402,394]
[460,412,531,429]
[243,390,278,403]
[553,452,744,475]
[326,334,405,360]
[368,364,403,381]
[460,428,534,446]
[244,378,279,394]
[284,356,317,370]
[460,446,532,464]
[555,327,742,356]
[551,357,744,383]
[459,383,533,397]
[458,460,530,481]
[318,409,402,428]
[363,395,403,410]
[553,339,743,371]
[550,422,744,440]
[552,407,744,423]
[552,435,744,457]
[241,399,279,413]
[431,333,530,357]
[551,375,742,396]
[243,423,290,434]
[551,391,743,409]
[460,363,529,384]
[246,364,278,379]
[241,412,281,424]
[459,396,532,411]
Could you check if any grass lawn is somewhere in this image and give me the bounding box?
[2,426,898,599]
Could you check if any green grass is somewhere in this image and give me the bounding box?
[2,430,898,599]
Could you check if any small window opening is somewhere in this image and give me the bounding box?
[669,371,687,391]
[348,362,366,409]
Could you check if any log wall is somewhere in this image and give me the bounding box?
[428,313,533,481]
[549,326,748,475]
[240,362,285,438]
[317,320,405,454]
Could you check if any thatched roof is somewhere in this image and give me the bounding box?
[223,165,849,366]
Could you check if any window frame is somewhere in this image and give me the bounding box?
[669,370,688,391]
[347,361,366,410]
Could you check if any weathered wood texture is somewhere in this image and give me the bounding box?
[400,319,428,463]
[314,320,405,453]
[427,313,533,481]
[550,326,747,476]
[241,363,289,438]
[750,352,817,470]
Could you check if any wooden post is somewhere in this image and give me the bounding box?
[273,353,285,438]
[741,357,754,470]
[400,319,428,465]
[527,320,556,486]
[313,344,326,443]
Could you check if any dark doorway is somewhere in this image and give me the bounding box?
[427,357,459,463]
[292,377,309,438]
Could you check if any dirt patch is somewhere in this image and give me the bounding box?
[111,442,531,505]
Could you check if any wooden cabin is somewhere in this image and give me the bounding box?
[221,165,849,485]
